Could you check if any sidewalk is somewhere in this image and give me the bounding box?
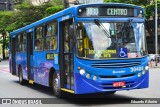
[149,61,160,68]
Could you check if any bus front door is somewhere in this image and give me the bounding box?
[27,32,34,83]
[60,19,74,92]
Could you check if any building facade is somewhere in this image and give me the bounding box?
[0,0,14,11]
[30,0,50,5]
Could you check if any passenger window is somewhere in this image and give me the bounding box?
[35,26,44,51]
[16,35,22,52]
[22,33,26,52]
[45,22,57,50]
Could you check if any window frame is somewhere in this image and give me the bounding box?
[44,21,58,51]
[34,25,44,51]
[21,32,26,52]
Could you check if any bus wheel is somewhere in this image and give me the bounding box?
[52,73,65,98]
[19,67,25,85]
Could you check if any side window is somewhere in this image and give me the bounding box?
[34,26,44,51]
[15,36,18,52]
[16,34,22,52]
[22,33,26,52]
[45,21,58,50]
[64,22,69,53]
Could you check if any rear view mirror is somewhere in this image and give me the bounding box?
[110,30,115,37]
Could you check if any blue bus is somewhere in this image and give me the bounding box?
[10,3,149,98]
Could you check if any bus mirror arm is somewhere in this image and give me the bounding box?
[73,28,76,45]
[72,37,76,46]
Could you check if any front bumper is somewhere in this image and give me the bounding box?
[74,72,149,94]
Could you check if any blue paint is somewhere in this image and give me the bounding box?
[54,54,58,64]
[10,3,148,95]
[74,56,149,94]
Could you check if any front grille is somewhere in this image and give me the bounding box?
[121,73,136,77]
[92,61,141,68]
[99,73,136,78]
[99,75,117,78]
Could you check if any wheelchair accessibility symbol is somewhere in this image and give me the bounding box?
[118,48,128,58]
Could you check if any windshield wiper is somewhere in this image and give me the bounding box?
[94,19,111,38]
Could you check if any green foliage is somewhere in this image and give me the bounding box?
[0,11,13,32]
[10,0,63,31]
[0,11,10,51]
[145,4,155,19]
[46,5,63,15]
[104,0,149,6]
[145,2,160,19]
[0,0,64,57]
[51,0,63,5]
[104,0,125,3]
[12,0,26,4]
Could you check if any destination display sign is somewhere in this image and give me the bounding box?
[78,6,143,17]
[107,8,128,16]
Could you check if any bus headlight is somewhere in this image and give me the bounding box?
[86,73,90,79]
[142,70,146,75]
[79,69,85,75]
[93,76,97,81]
[145,66,149,71]
[138,72,141,77]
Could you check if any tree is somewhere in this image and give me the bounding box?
[12,0,26,4]
[0,0,64,59]
[46,5,63,15]
[6,0,63,30]
[104,0,150,6]
[0,11,13,59]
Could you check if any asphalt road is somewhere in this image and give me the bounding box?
[0,60,160,107]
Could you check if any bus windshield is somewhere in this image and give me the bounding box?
[76,21,147,59]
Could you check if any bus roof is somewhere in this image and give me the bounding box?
[10,3,143,37]
[79,3,143,8]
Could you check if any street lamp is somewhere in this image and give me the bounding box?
[155,0,158,66]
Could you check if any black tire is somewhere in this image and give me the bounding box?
[52,72,66,98]
[106,91,116,94]
[19,67,26,85]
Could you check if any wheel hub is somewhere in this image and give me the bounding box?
[53,77,60,93]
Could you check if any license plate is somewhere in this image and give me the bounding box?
[113,82,125,87]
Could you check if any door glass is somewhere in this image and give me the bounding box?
[27,32,33,80]
[63,20,74,90]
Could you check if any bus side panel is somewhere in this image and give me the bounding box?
[33,51,59,87]
[33,52,47,86]
[9,54,12,74]
[15,53,28,79]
